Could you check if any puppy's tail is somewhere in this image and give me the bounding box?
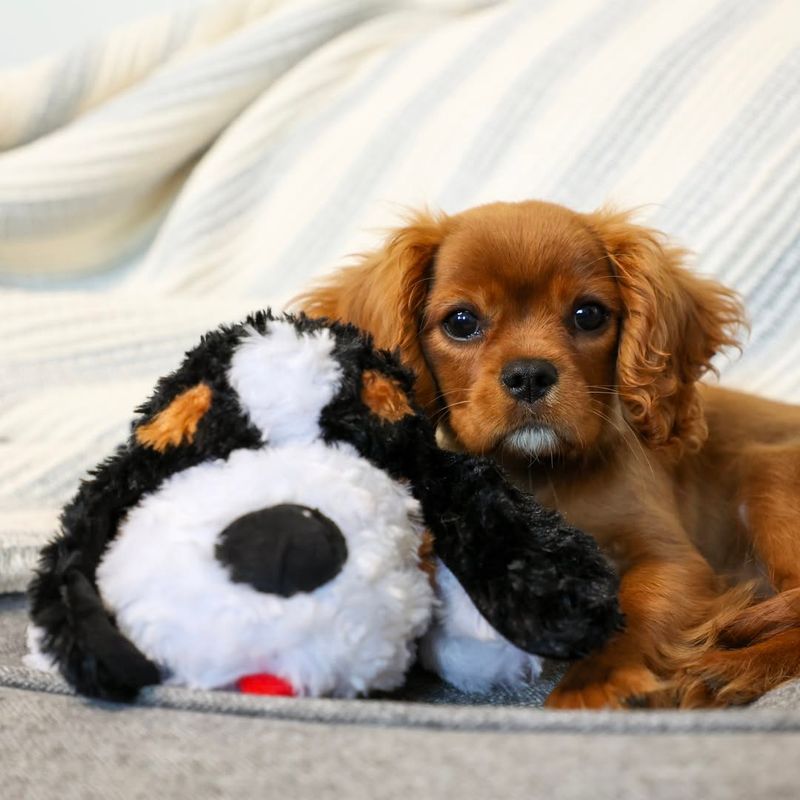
[28,539,160,701]
[653,580,768,707]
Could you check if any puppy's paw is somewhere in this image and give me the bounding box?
[545,662,663,710]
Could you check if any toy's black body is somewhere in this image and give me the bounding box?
[29,312,622,701]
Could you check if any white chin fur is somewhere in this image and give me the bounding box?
[504,426,559,457]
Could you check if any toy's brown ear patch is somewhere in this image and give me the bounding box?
[418,529,436,586]
[136,383,212,453]
[361,370,413,422]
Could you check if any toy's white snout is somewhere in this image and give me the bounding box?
[96,442,434,697]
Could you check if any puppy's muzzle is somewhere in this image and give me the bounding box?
[501,359,558,404]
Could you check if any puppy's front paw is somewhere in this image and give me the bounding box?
[545,661,663,710]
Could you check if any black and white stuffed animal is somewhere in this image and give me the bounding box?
[27,312,622,701]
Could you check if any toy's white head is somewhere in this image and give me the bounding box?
[97,440,434,697]
[93,315,433,697]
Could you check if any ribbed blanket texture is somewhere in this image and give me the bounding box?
[1,0,799,593]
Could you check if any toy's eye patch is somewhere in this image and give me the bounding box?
[136,383,212,452]
[360,370,413,422]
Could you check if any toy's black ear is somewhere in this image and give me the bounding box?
[61,570,162,699]
[360,370,415,423]
[29,546,160,701]
[135,383,212,452]
[419,450,624,659]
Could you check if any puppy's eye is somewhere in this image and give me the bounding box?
[573,302,609,332]
[442,309,482,340]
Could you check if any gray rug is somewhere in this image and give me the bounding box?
[4,593,800,799]
[3,685,800,800]
[3,593,800,732]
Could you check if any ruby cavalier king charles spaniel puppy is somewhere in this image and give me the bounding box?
[296,200,800,709]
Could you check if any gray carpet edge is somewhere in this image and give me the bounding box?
[3,665,800,734]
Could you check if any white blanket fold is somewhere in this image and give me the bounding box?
[1,0,799,592]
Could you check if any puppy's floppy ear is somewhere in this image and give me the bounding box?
[585,208,745,453]
[294,210,449,412]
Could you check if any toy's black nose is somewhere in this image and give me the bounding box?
[215,504,347,597]
[501,359,558,404]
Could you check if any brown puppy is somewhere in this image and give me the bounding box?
[296,200,800,708]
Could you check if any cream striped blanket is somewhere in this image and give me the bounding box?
[1,0,799,591]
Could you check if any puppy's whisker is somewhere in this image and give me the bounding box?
[588,404,653,479]
[430,398,472,424]
[586,385,622,396]
[598,401,654,478]
[436,400,469,415]
[584,385,652,472]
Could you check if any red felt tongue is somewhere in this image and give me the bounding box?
[237,673,295,696]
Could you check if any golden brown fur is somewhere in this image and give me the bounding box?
[360,369,414,422]
[135,383,212,453]
[295,199,800,708]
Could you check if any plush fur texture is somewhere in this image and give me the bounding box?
[228,322,341,446]
[296,199,800,709]
[419,560,542,693]
[307,327,623,660]
[28,310,622,701]
[98,443,432,696]
[27,321,262,699]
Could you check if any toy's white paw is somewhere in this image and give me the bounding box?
[419,560,542,693]
[24,624,59,673]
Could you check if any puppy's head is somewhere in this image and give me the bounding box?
[298,200,744,462]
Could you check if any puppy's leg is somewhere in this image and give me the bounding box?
[546,556,721,709]
[676,444,800,705]
[741,443,800,594]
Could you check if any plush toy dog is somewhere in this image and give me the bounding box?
[27,312,622,701]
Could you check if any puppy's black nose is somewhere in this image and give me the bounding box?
[215,504,347,597]
[501,359,559,403]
